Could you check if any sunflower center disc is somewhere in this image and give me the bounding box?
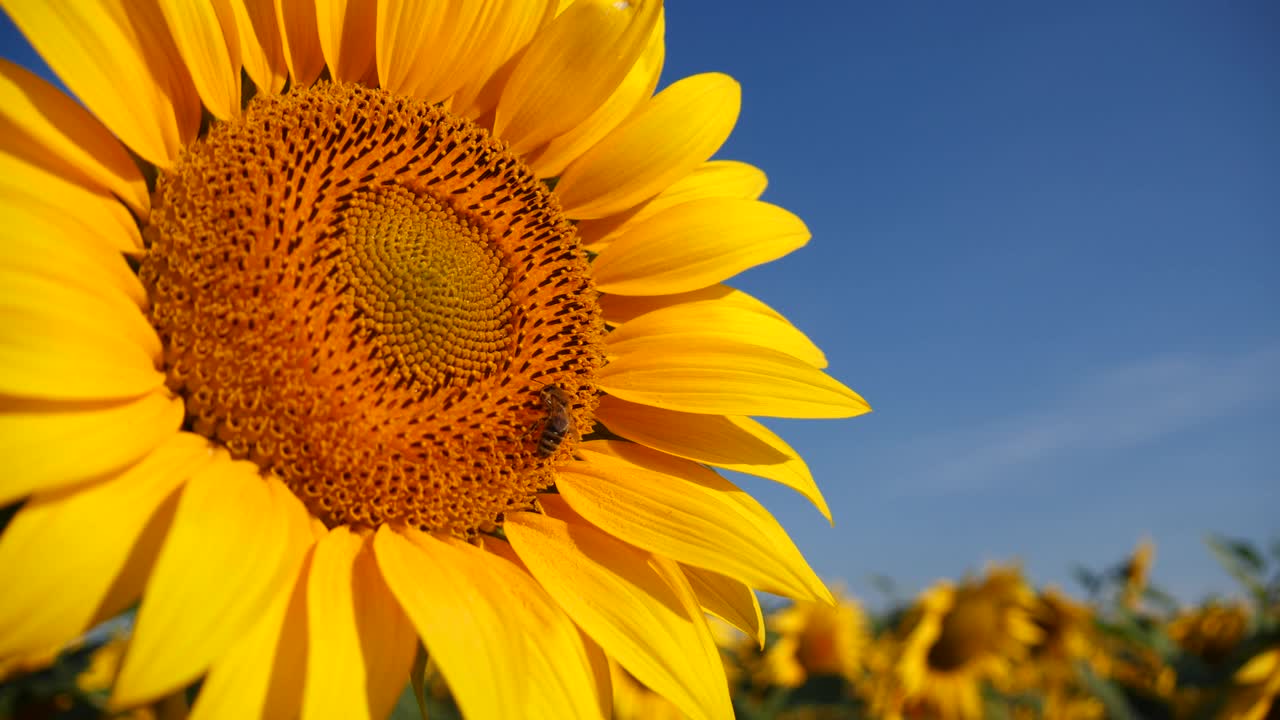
[140,83,602,533]
[926,592,1000,671]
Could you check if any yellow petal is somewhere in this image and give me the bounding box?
[315,0,376,83]
[1235,648,1280,683]
[373,527,525,718]
[0,0,200,168]
[114,465,309,707]
[0,279,163,401]
[301,527,415,720]
[608,300,826,368]
[1,149,144,254]
[454,535,605,720]
[377,528,604,720]
[231,0,288,95]
[493,0,662,156]
[374,0,450,96]
[557,73,739,219]
[445,0,558,120]
[0,433,210,660]
[579,629,613,720]
[1,207,146,308]
[595,395,830,522]
[0,267,165,384]
[0,59,150,218]
[528,9,665,177]
[600,283,786,326]
[415,0,544,106]
[577,160,767,251]
[592,198,809,295]
[560,441,832,604]
[504,511,733,720]
[157,0,241,120]
[189,550,311,720]
[275,0,324,85]
[599,339,869,419]
[0,390,184,505]
[682,565,764,648]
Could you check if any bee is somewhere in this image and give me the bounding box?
[535,384,574,457]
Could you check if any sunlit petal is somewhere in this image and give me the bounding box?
[592,198,809,296]
[683,564,764,648]
[557,73,740,219]
[0,0,200,167]
[114,466,308,706]
[600,339,869,419]
[494,0,662,156]
[302,526,416,720]
[560,441,833,603]
[506,511,733,720]
[0,433,210,660]
[0,59,150,217]
[595,395,831,522]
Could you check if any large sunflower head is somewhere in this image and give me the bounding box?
[891,566,1043,720]
[0,2,869,718]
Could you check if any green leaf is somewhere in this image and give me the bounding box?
[1206,534,1267,602]
[1072,564,1102,597]
[410,643,429,720]
[1076,660,1138,720]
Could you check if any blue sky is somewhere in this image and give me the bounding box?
[3,3,1276,606]
[658,1,1279,604]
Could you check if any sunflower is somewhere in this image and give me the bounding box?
[1167,601,1251,667]
[1011,587,1105,720]
[755,590,869,689]
[1121,539,1155,611]
[0,2,869,718]
[889,567,1043,720]
[1220,645,1280,720]
[1029,587,1098,666]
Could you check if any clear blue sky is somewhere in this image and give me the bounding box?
[3,3,1276,605]
[658,1,1279,605]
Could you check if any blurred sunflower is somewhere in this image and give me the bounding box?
[1121,539,1155,610]
[1221,645,1280,720]
[608,659,686,720]
[1167,601,1250,667]
[1029,587,1097,666]
[890,567,1043,720]
[756,590,868,688]
[0,2,868,719]
[1014,588,1105,720]
[78,635,172,720]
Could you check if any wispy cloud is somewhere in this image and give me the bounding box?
[898,344,1280,495]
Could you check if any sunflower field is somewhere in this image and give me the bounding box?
[2,535,1276,720]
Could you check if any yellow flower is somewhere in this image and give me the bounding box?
[0,2,868,719]
[1167,601,1250,666]
[1030,587,1096,665]
[1010,588,1106,720]
[1220,645,1280,720]
[758,590,869,688]
[889,566,1043,720]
